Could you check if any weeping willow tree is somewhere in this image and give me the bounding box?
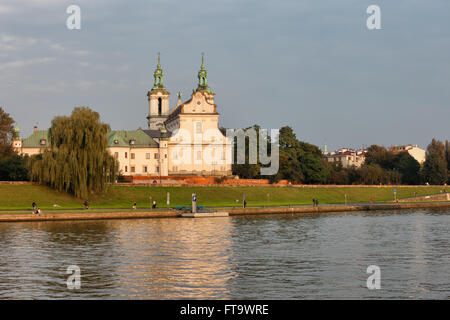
[31,107,117,198]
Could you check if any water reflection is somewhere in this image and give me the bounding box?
[0,209,448,299]
[111,218,236,299]
[0,221,120,299]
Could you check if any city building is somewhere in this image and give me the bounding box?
[389,145,426,165]
[324,148,367,168]
[13,56,233,178]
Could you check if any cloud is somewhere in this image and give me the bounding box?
[0,57,55,71]
[48,42,90,56]
[0,34,37,51]
[0,5,14,15]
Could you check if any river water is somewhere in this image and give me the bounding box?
[0,209,448,299]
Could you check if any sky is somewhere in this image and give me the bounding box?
[0,0,449,151]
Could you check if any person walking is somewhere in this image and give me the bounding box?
[243,200,247,208]
[152,200,157,209]
[84,200,89,210]
[312,198,316,207]
[315,199,319,207]
[32,202,37,213]
[132,202,137,210]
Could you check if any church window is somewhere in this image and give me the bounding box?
[158,98,162,115]
[125,152,128,159]
[196,121,202,134]
[131,153,135,160]
[154,153,159,159]
[143,166,148,173]
[125,166,128,172]
[131,166,135,173]
[146,153,150,159]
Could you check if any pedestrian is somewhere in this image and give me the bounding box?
[243,200,247,208]
[312,198,316,207]
[152,200,157,209]
[370,197,374,203]
[133,202,137,210]
[84,200,89,210]
[32,202,37,212]
[315,199,319,207]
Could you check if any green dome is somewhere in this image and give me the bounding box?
[14,125,20,138]
[151,55,167,92]
[196,55,213,94]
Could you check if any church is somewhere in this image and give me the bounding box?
[13,57,233,178]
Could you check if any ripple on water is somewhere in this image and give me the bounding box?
[0,209,448,299]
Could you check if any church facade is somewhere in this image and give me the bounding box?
[13,57,233,178]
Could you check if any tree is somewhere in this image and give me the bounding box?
[231,125,262,179]
[364,144,422,184]
[446,140,450,183]
[392,152,421,185]
[0,154,29,181]
[422,139,448,185]
[272,126,303,183]
[0,107,15,160]
[365,145,393,169]
[271,126,329,184]
[299,153,329,184]
[326,162,351,185]
[31,107,117,198]
[0,107,30,181]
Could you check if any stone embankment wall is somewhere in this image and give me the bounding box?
[398,193,450,202]
[1,202,450,223]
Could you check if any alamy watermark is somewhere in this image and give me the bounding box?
[66,5,81,30]
[66,265,81,289]
[366,265,381,290]
[169,127,279,176]
[65,5,382,32]
[367,5,381,30]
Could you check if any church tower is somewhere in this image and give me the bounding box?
[12,125,22,153]
[196,54,213,94]
[147,55,170,130]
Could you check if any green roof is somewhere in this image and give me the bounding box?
[108,129,159,148]
[21,129,158,148]
[22,130,50,148]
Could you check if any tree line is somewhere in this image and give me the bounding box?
[231,124,449,186]
[0,107,29,181]
[327,140,449,185]
[1,106,448,197]
[0,106,117,198]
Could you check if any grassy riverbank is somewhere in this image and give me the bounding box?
[0,184,447,211]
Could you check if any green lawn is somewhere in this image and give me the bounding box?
[0,184,446,211]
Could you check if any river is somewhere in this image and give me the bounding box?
[0,209,448,299]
